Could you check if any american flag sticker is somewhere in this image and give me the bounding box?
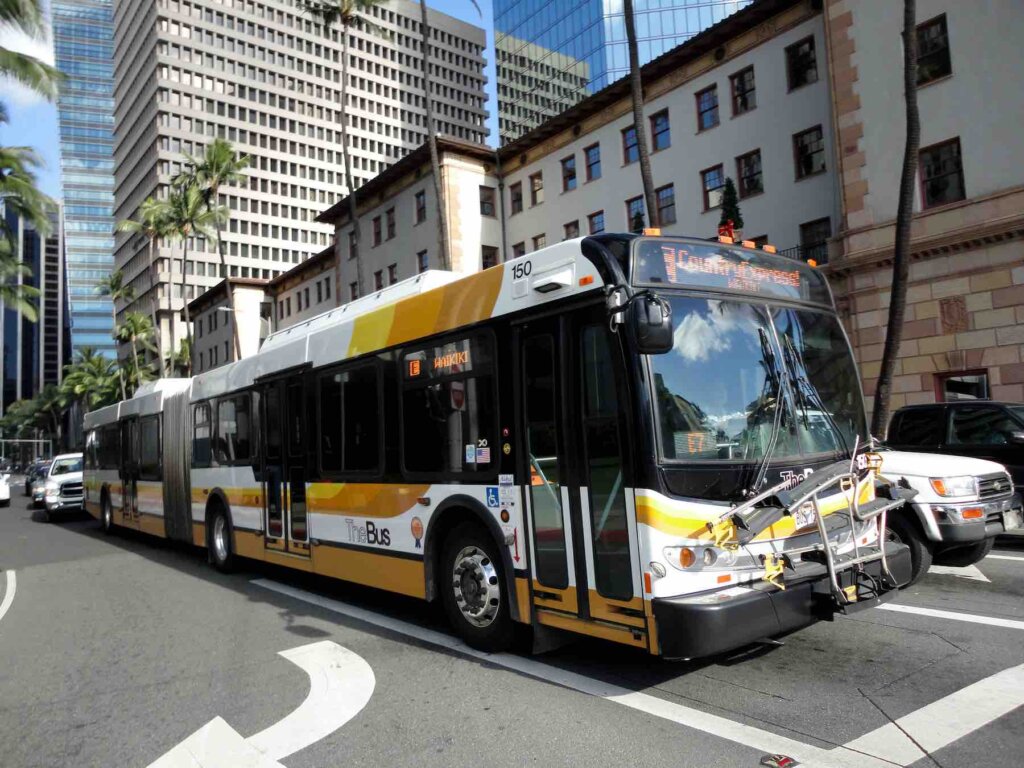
[476,446,491,464]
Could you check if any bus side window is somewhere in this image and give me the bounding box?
[193,404,212,467]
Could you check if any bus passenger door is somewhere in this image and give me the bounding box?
[259,379,310,557]
[519,307,645,639]
[119,417,139,528]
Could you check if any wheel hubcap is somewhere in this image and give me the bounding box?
[451,545,500,628]
[103,502,111,528]
[213,516,228,562]
[885,526,902,545]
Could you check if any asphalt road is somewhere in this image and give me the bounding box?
[1,489,1022,768]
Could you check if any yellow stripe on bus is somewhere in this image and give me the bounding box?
[307,483,430,517]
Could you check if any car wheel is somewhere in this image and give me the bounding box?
[886,515,932,587]
[209,506,236,573]
[934,537,995,567]
[440,522,513,652]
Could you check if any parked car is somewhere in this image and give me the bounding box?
[0,472,10,507]
[41,453,84,522]
[887,402,1024,494]
[24,459,51,497]
[877,449,1021,584]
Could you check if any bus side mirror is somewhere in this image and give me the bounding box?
[632,292,673,355]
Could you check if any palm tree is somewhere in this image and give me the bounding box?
[0,0,62,115]
[170,337,191,377]
[96,270,135,399]
[303,0,386,299]
[166,179,225,375]
[117,196,172,374]
[34,383,65,448]
[872,0,920,436]
[0,237,40,321]
[623,0,658,227]
[61,347,120,411]
[116,312,157,385]
[178,139,249,360]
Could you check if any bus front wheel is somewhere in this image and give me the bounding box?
[209,506,236,573]
[101,493,114,535]
[441,522,513,652]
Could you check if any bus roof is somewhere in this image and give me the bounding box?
[84,378,191,430]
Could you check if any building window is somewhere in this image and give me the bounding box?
[325,278,331,299]
[414,190,426,223]
[561,155,577,192]
[532,233,546,251]
[297,291,303,312]
[388,263,398,284]
[348,230,357,260]
[701,165,725,211]
[588,211,605,234]
[695,86,718,131]
[512,241,526,258]
[529,172,544,206]
[917,14,951,85]
[374,270,384,290]
[793,126,826,179]
[625,196,645,231]
[417,250,428,273]
[349,282,359,301]
[736,149,763,197]
[650,110,670,151]
[622,125,639,164]
[584,143,601,181]
[564,220,579,239]
[936,370,989,402]
[372,215,382,246]
[510,181,523,214]
[730,66,756,115]
[786,36,818,90]
[654,185,676,226]
[799,218,831,264]
[481,246,499,269]
[750,235,769,248]
[479,185,496,216]
[920,138,965,208]
[317,281,324,303]
[386,208,395,240]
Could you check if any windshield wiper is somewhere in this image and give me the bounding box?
[744,328,787,497]
[781,334,851,456]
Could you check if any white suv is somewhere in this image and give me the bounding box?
[42,453,84,522]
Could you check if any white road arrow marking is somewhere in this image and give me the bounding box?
[928,563,990,582]
[0,570,16,626]
[147,641,374,768]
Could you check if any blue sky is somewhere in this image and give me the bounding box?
[0,0,499,200]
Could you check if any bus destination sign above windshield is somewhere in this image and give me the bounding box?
[634,240,830,305]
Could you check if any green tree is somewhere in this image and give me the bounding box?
[303,0,387,297]
[623,0,658,226]
[718,178,744,232]
[170,336,192,378]
[116,312,157,388]
[60,347,120,411]
[96,270,134,399]
[167,179,226,375]
[117,196,173,375]
[872,0,920,436]
[178,139,249,361]
[0,0,62,116]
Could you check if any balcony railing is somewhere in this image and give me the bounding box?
[779,241,829,264]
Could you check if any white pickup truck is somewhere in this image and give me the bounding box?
[878,450,1022,584]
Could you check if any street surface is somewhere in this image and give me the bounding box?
[1,488,1023,768]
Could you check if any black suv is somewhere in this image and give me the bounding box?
[887,402,1024,492]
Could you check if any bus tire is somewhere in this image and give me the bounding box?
[208,505,236,573]
[886,514,932,587]
[101,492,115,535]
[441,522,513,652]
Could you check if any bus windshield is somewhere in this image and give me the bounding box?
[650,297,866,463]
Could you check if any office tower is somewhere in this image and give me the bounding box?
[112,0,487,357]
[495,0,751,142]
[1,203,68,414]
[52,0,118,358]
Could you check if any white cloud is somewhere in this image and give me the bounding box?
[0,21,56,109]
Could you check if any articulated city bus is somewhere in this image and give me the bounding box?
[83,233,914,659]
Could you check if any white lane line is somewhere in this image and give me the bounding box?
[928,564,990,582]
[0,570,16,625]
[247,640,375,761]
[251,578,898,768]
[879,603,1024,631]
[987,554,1024,562]
[844,664,1024,765]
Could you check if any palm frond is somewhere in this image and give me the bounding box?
[0,47,62,102]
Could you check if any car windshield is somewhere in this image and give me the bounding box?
[1009,405,1024,425]
[51,458,82,475]
[649,297,866,462]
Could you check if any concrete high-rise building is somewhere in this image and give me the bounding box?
[1,203,69,415]
[52,0,118,358]
[495,0,751,142]
[111,0,488,359]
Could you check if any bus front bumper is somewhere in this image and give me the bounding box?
[652,541,912,660]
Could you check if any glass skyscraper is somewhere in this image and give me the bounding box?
[495,0,751,143]
[52,0,117,358]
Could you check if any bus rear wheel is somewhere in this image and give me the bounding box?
[209,507,236,573]
[441,522,513,652]
[101,494,114,535]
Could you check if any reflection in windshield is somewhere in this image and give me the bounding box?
[51,458,82,475]
[652,298,798,461]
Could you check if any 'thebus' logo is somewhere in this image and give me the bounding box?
[778,468,814,489]
[346,519,391,547]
